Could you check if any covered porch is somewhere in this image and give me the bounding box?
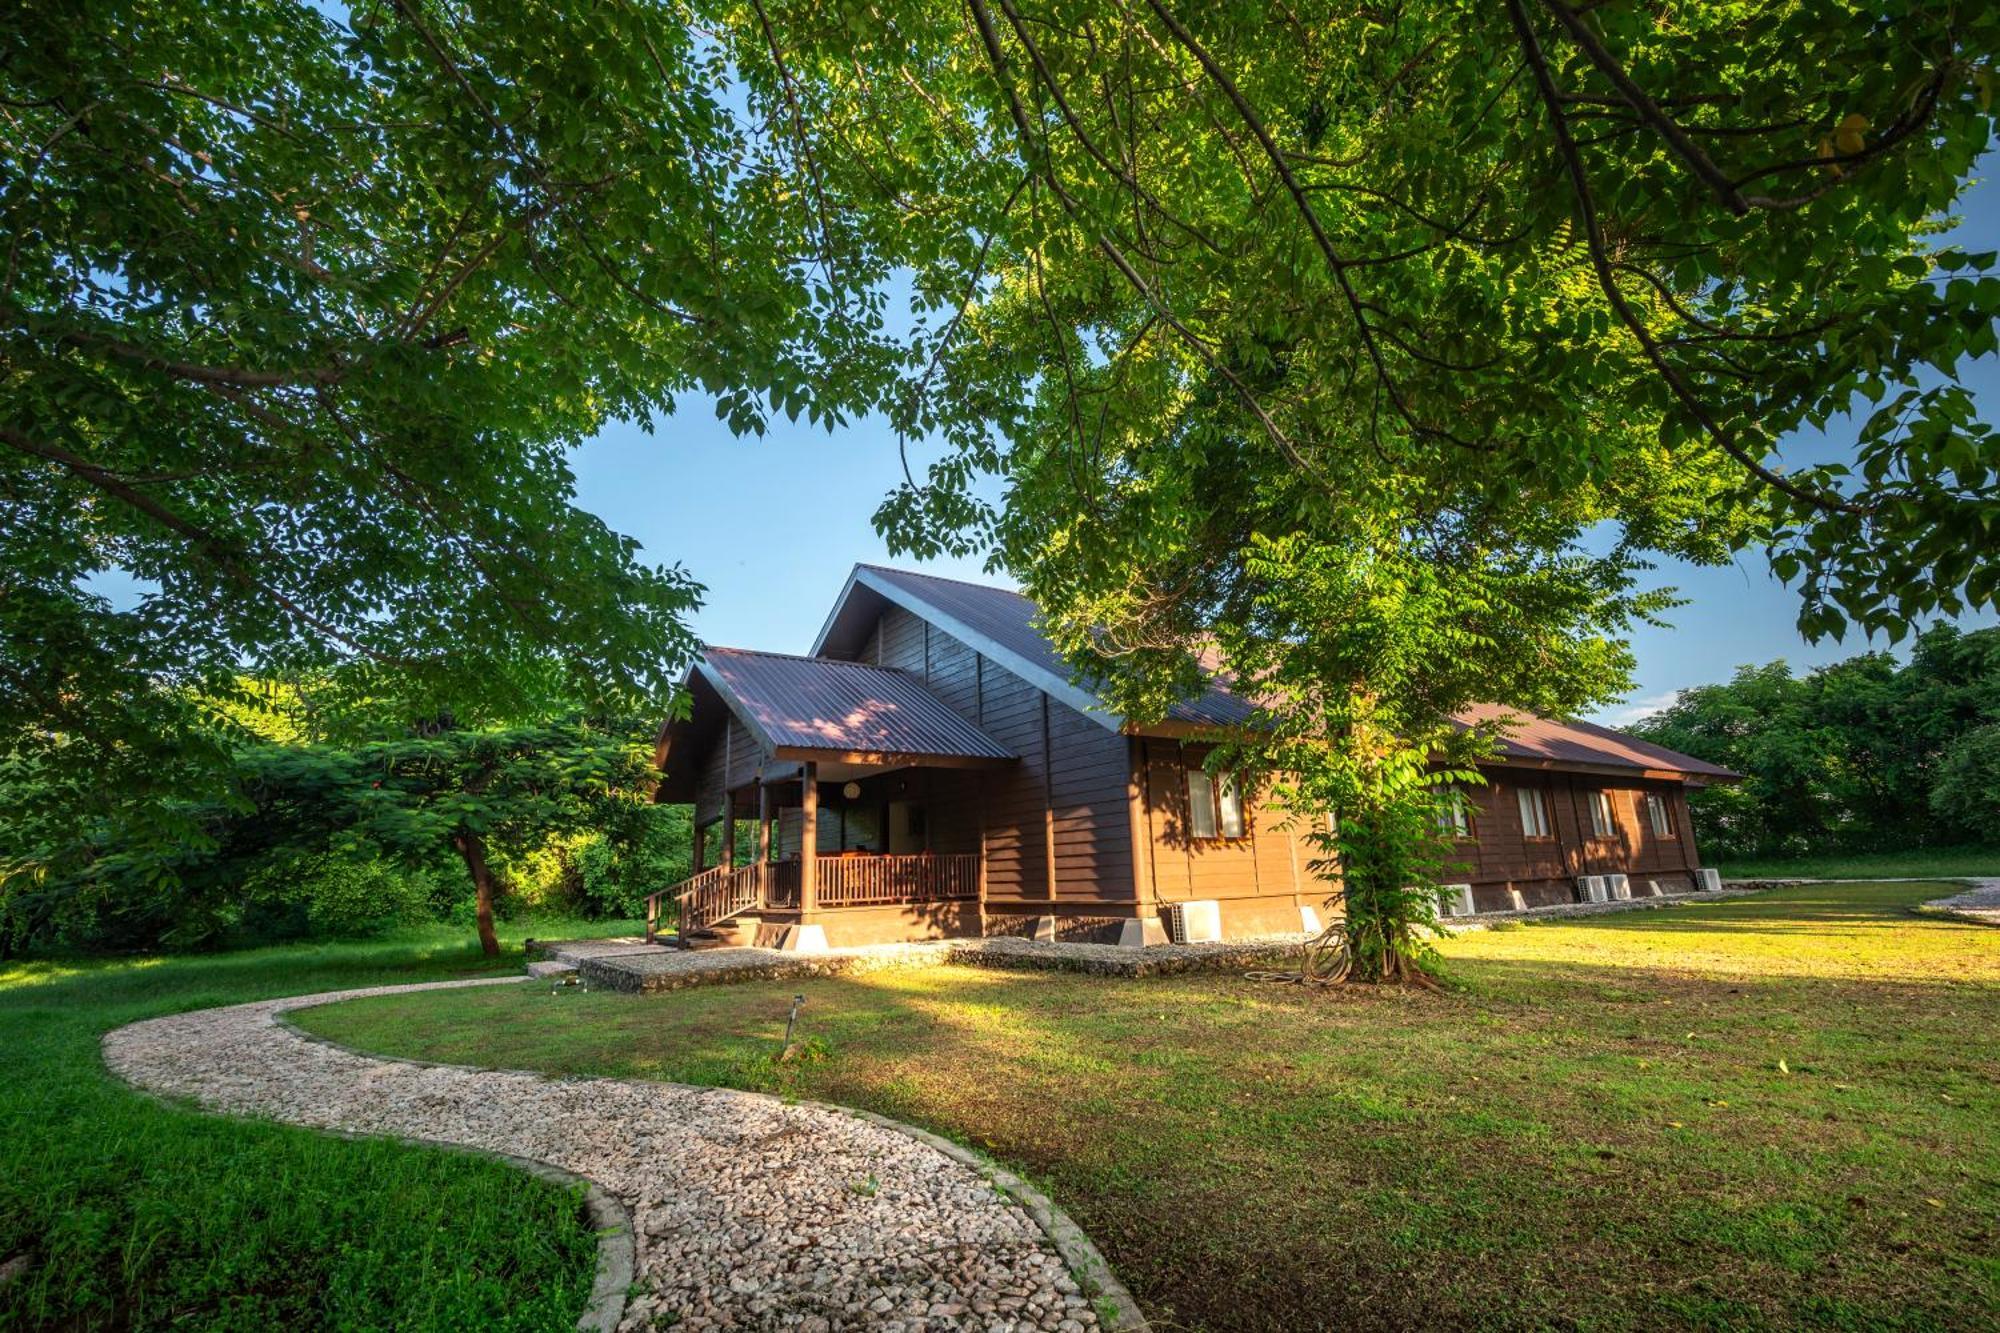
[650,647,1015,948]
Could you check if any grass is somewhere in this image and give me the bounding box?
[1717,846,2000,881]
[0,916,636,1332]
[299,884,2000,1332]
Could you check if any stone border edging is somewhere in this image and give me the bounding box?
[198,977,1147,1332]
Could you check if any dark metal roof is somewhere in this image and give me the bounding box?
[842,565,1255,729]
[817,565,1731,782]
[698,647,1015,763]
[1457,703,1741,780]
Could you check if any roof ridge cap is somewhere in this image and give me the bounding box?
[860,563,1030,599]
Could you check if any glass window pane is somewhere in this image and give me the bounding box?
[1187,767,1218,838]
[1218,773,1245,838]
[1517,786,1549,838]
[1590,792,1614,837]
[1437,787,1471,837]
[1647,793,1673,837]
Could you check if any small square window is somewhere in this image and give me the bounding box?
[1516,785,1553,839]
[1186,765,1247,839]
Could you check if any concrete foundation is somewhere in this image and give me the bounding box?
[1116,917,1171,948]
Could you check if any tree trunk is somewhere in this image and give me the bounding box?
[453,830,504,958]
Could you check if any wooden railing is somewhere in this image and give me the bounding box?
[767,853,979,909]
[645,863,763,943]
[646,854,979,943]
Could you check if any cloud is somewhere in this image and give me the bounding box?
[1593,691,1681,728]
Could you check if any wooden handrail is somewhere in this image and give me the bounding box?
[644,854,980,943]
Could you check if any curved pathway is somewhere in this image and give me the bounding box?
[103,978,1137,1333]
[1923,877,2000,926]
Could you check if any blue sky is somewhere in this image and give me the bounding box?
[574,175,2000,727]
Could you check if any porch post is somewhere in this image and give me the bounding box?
[692,820,706,873]
[721,792,736,869]
[757,783,772,863]
[800,761,818,915]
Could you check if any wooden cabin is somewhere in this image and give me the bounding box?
[650,565,1736,949]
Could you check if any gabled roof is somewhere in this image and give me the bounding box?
[695,647,1014,765]
[808,564,1736,784]
[814,565,1253,732]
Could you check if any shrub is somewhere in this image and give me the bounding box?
[242,853,443,941]
[1932,724,2000,844]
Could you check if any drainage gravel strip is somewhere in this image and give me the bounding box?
[102,978,1143,1333]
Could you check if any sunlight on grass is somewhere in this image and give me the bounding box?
[297,882,2000,1332]
[0,921,607,1330]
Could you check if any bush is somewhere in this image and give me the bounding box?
[501,806,695,921]
[242,853,444,941]
[1932,724,2000,843]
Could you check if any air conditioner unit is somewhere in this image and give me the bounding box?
[1160,899,1223,944]
[1442,883,1476,917]
[1695,868,1723,893]
[1576,875,1608,904]
[1606,874,1631,900]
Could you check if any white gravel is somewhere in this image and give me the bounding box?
[1924,877,2000,925]
[102,978,1116,1333]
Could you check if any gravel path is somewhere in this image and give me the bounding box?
[1923,877,2000,926]
[102,979,1129,1333]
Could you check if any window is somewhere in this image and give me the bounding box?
[1645,792,1676,838]
[1186,765,1247,839]
[1186,767,1217,838]
[1217,772,1247,839]
[1516,785,1554,839]
[1435,786,1473,839]
[1588,790,1617,838]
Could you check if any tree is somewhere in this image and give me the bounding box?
[714,0,1999,975]
[1,0,899,858]
[1634,625,2000,858]
[1933,724,2000,843]
[242,720,656,956]
[4,714,658,957]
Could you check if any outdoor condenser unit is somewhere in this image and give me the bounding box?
[1575,875,1608,904]
[1606,873,1632,900]
[1442,883,1476,917]
[1696,868,1723,893]
[1160,899,1223,944]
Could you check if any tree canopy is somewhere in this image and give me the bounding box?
[2,0,903,846]
[6,2,1998,969]
[1633,624,2000,859]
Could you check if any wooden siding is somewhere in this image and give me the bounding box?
[690,712,767,826]
[1444,768,1702,909]
[1135,738,1316,925]
[863,605,1134,905]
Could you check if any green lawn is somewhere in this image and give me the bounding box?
[300,884,2000,1332]
[1717,846,2000,881]
[0,918,634,1332]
